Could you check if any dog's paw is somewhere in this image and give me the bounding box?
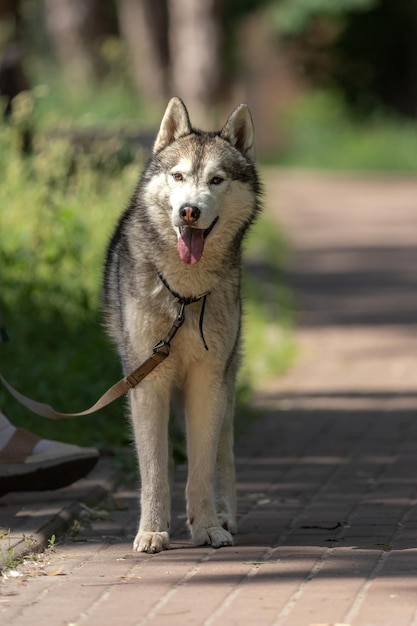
[192,526,234,548]
[133,531,170,553]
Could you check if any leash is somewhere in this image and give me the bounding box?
[0,278,209,420]
[157,273,209,350]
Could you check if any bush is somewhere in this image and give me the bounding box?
[0,122,142,448]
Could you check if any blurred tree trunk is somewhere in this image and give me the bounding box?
[42,0,111,90]
[0,0,30,115]
[0,0,32,152]
[116,0,169,110]
[167,0,223,127]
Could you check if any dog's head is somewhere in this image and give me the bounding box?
[143,97,260,265]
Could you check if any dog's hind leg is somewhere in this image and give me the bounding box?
[130,380,171,553]
[184,363,234,548]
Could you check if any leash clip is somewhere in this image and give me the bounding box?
[153,301,186,354]
[152,339,170,355]
[176,301,186,324]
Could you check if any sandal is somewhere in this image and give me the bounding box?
[0,427,99,494]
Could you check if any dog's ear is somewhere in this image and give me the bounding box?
[220,104,255,161]
[153,97,192,153]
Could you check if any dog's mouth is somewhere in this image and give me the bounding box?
[178,217,218,265]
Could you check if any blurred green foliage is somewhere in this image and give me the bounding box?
[28,37,148,131]
[242,218,295,385]
[272,0,417,120]
[273,0,377,35]
[0,119,142,449]
[272,91,417,172]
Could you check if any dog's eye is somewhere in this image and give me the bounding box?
[172,172,184,182]
[210,176,224,185]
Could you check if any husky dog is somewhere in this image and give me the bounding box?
[103,97,261,553]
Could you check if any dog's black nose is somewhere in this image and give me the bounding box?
[179,205,200,224]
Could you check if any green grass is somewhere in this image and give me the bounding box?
[0,120,293,450]
[242,214,295,387]
[271,91,417,173]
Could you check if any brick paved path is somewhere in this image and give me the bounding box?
[1,171,417,625]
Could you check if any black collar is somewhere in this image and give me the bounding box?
[157,272,209,350]
[157,272,209,305]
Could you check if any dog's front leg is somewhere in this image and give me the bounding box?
[185,366,234,548]
[215,400,237,535]
[130,381,171,553]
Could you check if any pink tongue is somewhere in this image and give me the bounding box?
[178,227,204,265]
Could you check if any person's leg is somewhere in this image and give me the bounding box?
[0,408,99,494]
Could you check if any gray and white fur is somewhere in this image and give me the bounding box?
[103,97,261,553]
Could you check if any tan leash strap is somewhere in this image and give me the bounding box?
[0,347,169,419]
[0,277,205,420]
